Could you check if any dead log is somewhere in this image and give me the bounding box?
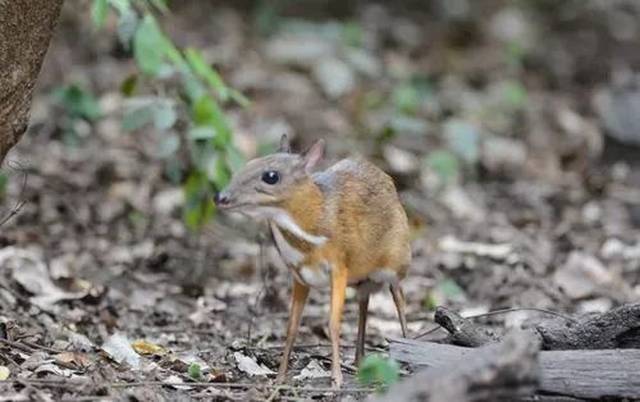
[375,331,540,402]
[0,0,64,164]
[391,336,640,399]
[434,303,640,350]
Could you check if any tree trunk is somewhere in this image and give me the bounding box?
[0,0,64,164]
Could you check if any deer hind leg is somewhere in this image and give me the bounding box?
[389,283,408,337]
[355,285,371,366]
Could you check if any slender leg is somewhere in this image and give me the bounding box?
[329,267,348,389]
[276,279,310,384]
[355,287,370,366]
[390,283,408,337]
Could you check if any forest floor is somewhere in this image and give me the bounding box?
[1,1,640,401]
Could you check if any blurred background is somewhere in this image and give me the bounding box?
[1,0,640,396]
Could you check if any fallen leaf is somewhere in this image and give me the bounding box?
[293,360,329,380]
[101,333,141,369]
[55,352,92,369]
[163,374,191,390]
[132,339,167,356]
[0,247,89,311]
[34,363,75,377]
[233,352,275,377]
[0,365,10,380]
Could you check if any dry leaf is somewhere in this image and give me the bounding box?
[0,366,10,380]
[233,352,275,376]
[0,247,89,310]
[132,339,167,356]
[293,360,329,380]
[55,352,92,369]
[101,333,141,369]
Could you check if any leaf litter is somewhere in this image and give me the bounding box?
[1,1,640,401]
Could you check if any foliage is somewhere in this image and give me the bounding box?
[187,362,202,380]
[357,354,400,391]
[51,83,102,145]
[0,173,7,199]
[91,0,248,230]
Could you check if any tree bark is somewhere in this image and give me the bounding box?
[0,0,64,164]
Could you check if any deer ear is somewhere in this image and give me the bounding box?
[279,134,291,153]
[302,139,325,172]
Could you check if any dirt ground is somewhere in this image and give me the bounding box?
[1,1,640,401]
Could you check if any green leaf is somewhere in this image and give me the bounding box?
[120,74,138,96]
[157,135,180,158]
[134,16,167,76]
[225,145,246,174]
[122,98,176,132]
[0,173,8,198]
[425,150,460,184]
[183,171,216,230]
[153,101,177,130]
[393,84,421,116]
[502,80,528,109]
[91,0,109,28]
[185,48,228,101]
[192,97,232,146]
[122,103,154,132]
[109,0,132,15]
[357,354,399,391]
[188,363,202,380]
[148,0,169,13]
[189,126,217,140]
[342,21,363,47]
[438,278,465,300]
[52,84,102,121]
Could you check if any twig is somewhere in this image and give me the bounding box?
[19,340,62,354]
[265,384,284,402]
[0,160,28,227]
[468,307,578,323]
[413,306,576,339]
[0,339,35,354]
[0,350,20,369]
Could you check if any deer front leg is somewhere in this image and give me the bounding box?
[329,266,348,389]
[276,279,309,384]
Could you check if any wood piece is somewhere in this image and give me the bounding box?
[377,332,540,402]
[0,0,64,164]
[434,306,500,346]
[433,303,640,350]
[390,337,640,400]
[535,303,640,350]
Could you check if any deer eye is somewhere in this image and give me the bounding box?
[261,170,280,185]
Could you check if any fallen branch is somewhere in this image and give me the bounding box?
[434,303,640,349]
[377,331,540,402]
[390,337,640,400]
[389,303,640,400]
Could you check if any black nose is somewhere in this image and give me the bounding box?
[214,192,230,206]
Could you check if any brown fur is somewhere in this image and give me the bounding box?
[216,138,411,388]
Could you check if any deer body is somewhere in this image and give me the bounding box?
[215,137,410,388]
